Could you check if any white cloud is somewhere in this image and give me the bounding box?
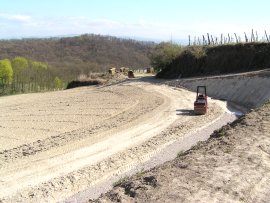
[0,13,32,23]
[0,14,269,43]
[9,15,32,22]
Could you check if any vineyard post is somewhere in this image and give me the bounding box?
[265,30,269,42]
[220,34,223,44]
[207,33,211,45]
[251,29,254,42]
[202,35,206,45]
[234,33,238,43]
[244,32,248,42]
[210,35,214,45]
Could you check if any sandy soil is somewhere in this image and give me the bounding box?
[94,101,270,203]
[0,78,229,202]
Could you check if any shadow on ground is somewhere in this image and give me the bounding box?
[176,109,195,116]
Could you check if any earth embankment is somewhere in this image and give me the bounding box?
[167,69,270,109]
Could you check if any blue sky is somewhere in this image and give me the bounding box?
[0,0,269,43]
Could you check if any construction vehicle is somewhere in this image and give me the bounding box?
[128,70,135,78]
[194,86,208,115]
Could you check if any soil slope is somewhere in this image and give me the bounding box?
[167,69,270,109]
[93,101,270,203]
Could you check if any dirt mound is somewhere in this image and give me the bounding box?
[93,101,270,203]
[66,73,128,89]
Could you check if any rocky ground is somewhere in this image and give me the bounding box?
[93,101,270,203]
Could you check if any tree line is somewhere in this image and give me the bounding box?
[0,56,64,94]
[150,42,183,73]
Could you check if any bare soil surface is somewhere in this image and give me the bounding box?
[0,77,230,202]
[93,101,270,203]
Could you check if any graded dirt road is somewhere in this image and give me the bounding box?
[0,78,232,202]
[94,102,270,203]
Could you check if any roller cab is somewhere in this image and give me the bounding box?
[194,86,208,115]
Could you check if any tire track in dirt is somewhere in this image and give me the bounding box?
[0,79,229,202]
[0,86,163,164]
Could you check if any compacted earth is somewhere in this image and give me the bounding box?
[93,101,270,203]
[0,78,231,202]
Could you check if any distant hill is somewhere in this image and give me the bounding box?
[0,34,155,81]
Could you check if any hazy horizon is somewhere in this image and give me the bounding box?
[0,0,269,44]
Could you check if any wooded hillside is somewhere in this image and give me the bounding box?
[156,43,270,78]
[0,34,155,81]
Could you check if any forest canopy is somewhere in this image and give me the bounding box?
[0,34,155,82]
